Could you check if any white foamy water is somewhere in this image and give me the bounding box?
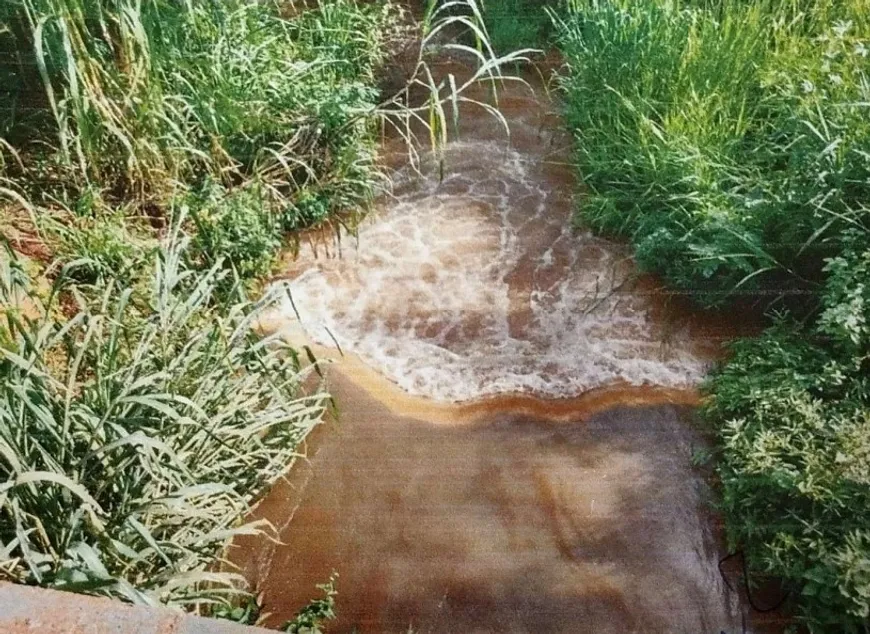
[275,93,711,402]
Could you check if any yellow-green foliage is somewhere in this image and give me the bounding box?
[0,0,398,285]
[706,241,870,631]
[0,232,328,609]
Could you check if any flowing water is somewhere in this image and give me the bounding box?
[274,76,728,401]
[234,62,778,633]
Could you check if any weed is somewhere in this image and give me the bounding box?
[0,225,329,609]
[188,182,282,281]
[554,0,870,305]
[556,1,870,629]
[484,0,555,53]
[283,573,339,634]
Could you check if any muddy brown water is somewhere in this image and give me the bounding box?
[271,61,751,401]
[238,369,744,634]
[233,61,779,632]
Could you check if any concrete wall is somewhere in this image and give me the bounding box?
[0,582,275,634]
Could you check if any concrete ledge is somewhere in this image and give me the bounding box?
[0,582,275,634]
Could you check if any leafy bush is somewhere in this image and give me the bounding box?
[189,183,282,281]
[0,230,328,608]
[705,237,870,631]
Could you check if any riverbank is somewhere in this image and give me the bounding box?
[0,0,455,620]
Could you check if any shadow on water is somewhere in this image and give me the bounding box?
[231,368,765,633]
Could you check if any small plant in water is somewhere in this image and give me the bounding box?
[283,573,339,634]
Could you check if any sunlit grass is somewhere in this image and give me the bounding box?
[554,0,870,305]
[0,221,329,609]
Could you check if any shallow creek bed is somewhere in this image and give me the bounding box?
[231,62,783,634]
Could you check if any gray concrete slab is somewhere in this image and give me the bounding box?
[0,582,276,634]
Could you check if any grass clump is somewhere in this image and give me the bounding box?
[556,0,870,630]
[188,182,282,281]
[0,227,328,609]
[554,0,870,304]
[0,0,400,287]
[483,0,555,53]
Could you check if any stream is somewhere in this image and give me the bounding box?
[233,62,779,633]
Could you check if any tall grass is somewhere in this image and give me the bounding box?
[556,0,870,630]
[1,0,394,200]
[1,0,528,284]
[0,222,328,609]
[554,0,870,305]
[2,0,526,194]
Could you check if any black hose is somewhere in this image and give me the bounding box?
[717,550,791,614]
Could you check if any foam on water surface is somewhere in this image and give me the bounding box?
[275,89,711,402]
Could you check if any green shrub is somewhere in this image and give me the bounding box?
[189,183,282,281]
[556,1,870,629]
[705,237,870,631]
[0,229,328,608]
[484,0,555,52]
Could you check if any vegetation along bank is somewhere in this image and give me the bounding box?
[0,0,511,628]
[2,0,868,631]
[544,0,870,631]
